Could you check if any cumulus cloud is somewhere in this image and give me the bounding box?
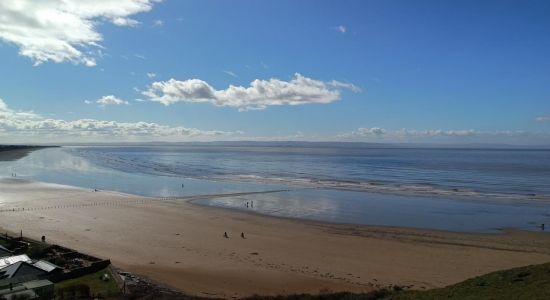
[94,95,129,107]
[143,73,360,111]
[0,0,160,66]
[147,72,157,79]
[535,116,550,123]
[0,98,236,142]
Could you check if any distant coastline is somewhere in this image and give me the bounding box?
[0,145,58,161]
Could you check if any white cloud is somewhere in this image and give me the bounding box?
[153,19,164,27]
[143,73,360,111]
[535,116,550,123]
[351,127,386,137]
[95,95,129,107]
[0,0,160,66]
[147,72,157,78]
[134,54,146,59]
[335,25,347,34]
[112,17,140,27]
[0,98,237,142]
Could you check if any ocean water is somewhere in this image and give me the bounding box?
[1,144,550,232]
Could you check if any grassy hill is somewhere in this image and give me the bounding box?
[389,262,550,300]
[245,262,550,300]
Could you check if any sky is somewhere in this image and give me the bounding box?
[0,0,549,144]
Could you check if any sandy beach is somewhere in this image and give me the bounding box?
[1,178,550,298]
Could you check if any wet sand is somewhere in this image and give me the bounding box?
[1,178,550,298]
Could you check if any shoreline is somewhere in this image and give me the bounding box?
[1,179,550,298]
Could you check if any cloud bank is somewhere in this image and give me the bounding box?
[338,127,550,144]
[143,73,360,111]
[535,116,550,123]
[0,98,236,142]
[0,0,160,66]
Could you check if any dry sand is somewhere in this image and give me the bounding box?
[1,178,550,298]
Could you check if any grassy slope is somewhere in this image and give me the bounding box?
[55,267,120,298]
[389,262,550,300]
[245,263,550,300]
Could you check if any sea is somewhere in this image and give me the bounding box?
[1,143,549,233]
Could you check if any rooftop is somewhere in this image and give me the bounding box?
[0,255,30,269]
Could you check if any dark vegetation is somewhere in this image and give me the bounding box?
[0,145,55,152]
[55,268,120,299]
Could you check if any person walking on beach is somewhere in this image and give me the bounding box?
[224,232,229,238]
[241,232,245,239]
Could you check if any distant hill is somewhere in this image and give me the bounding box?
[0,145,51,152]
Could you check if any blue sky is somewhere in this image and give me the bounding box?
[0,0,549,144]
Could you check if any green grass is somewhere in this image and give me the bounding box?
[55,267,120,298]
[389,262,550,300]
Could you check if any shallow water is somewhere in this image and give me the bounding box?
[195,189,550,233]
[1,145,549,233]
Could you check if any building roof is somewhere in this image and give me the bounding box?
[0,255,30,269]
[32,260,60,273]
[22,279,53,289]
[0,284,28,296]
[0,261,47,279]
